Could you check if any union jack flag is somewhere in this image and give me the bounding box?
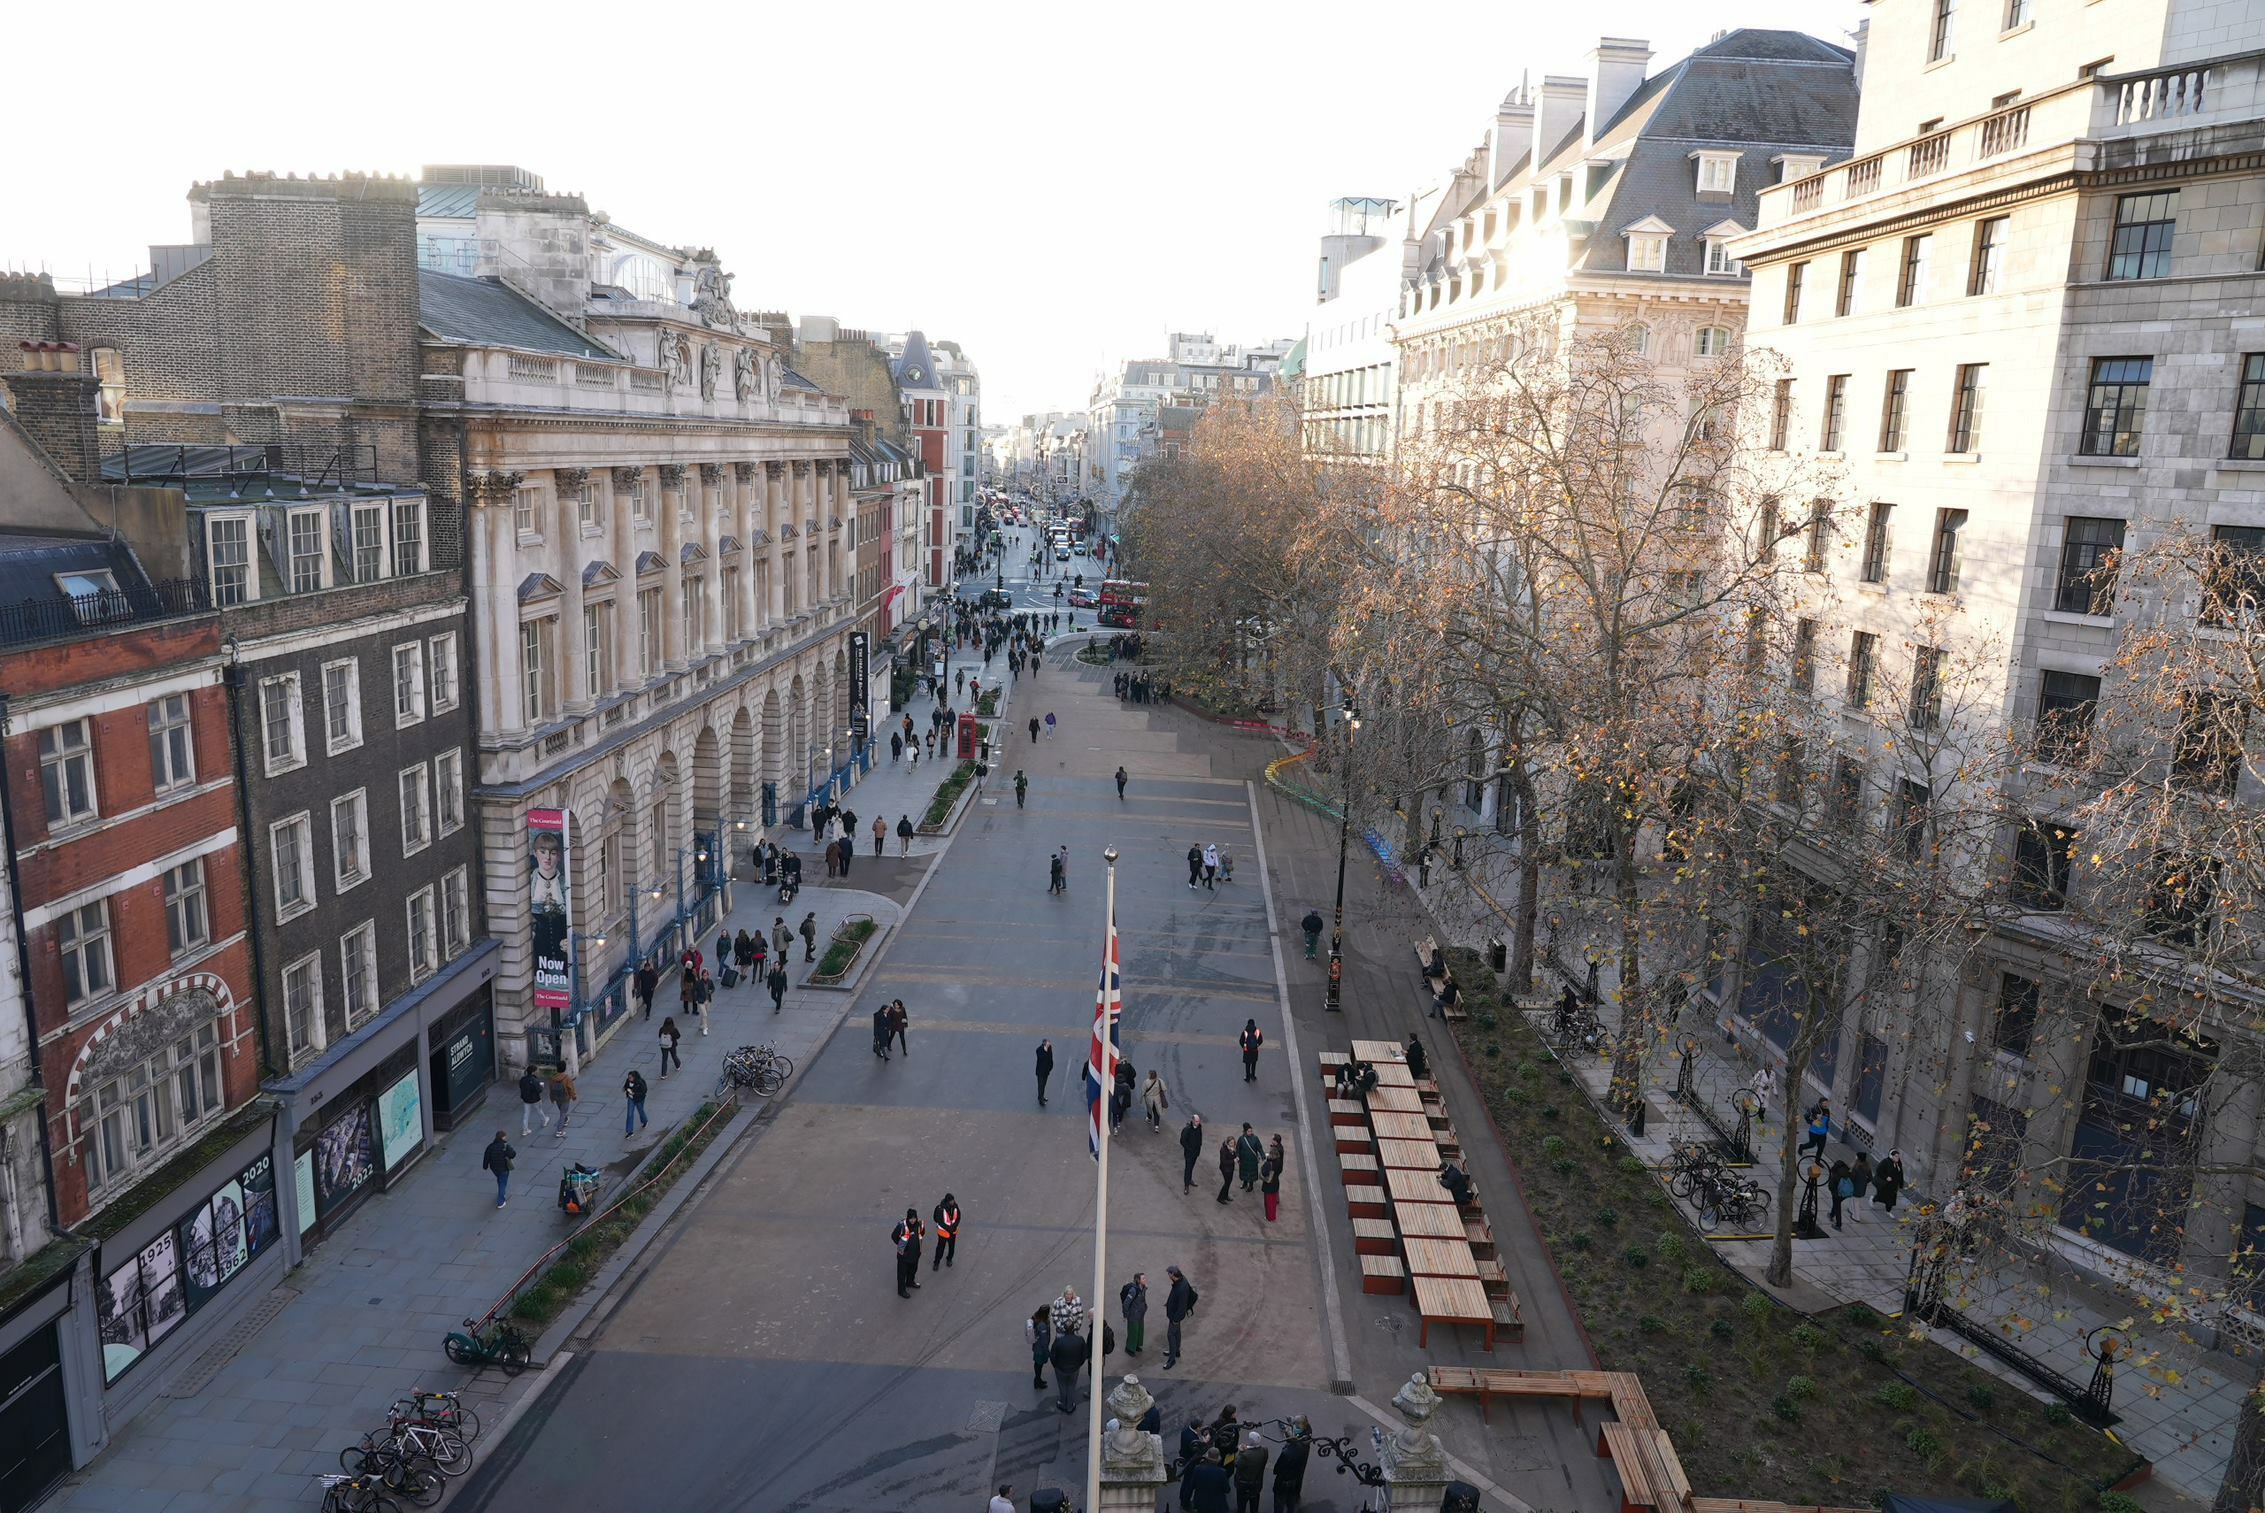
[1084,908,1122,1161]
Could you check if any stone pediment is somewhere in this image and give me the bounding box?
[582,560,620,588]
[518,572,563,602]
[719,535,741,556]
[681,542,708,567]
[635,550,666,576]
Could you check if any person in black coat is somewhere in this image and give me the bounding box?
[1183,1453,1233,1513]
[1035,1039,1055,1105]
[1179,1114,1204,1192]
[1177,1419,1209,1511]
[1405,1035,1430,1081]
[1163,1264,1197,1368]
[1046,1326,1089,1415]
[1216,1135,1236,1204]
[1271,1420,1312,1512]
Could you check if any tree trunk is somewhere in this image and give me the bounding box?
[1607,832,1649,1111]
[2217,1379,2265,1513]
[1509,762,1541,994]
[1405,788,1427,865]
[1765,992,1833,1289]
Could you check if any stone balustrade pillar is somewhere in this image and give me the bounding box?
[1097,1376,1170,1513]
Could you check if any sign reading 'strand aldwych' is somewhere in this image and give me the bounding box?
[528,808,573,1015]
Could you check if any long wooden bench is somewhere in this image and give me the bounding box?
[1426,1365,1613,1423]
[1327,1097,1366,1128]
[1601,1422,1692,1513]
[1346,1184,1387,1220]
[1360,1253,1407,1295]
[1413,935,1470,1021]
[1337,1151,1379,1185]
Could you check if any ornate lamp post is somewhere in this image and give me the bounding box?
[1795,1159,1829,1239]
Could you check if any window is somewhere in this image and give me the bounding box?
[1627,233,1667,273]
[1847,630,1879,706]
[1804,510,1831,573]
[1791,618,1818,694]
[208,514,253,606]
[436,749,464,836]
[1827,756,1866,829]
[399,764,432,855]
[321,659,362,754]
[91,346,124,424]
[1896,234,1931,307]
[575,480,600,532]
[259,673,304,774]
[57,899,113,1005]
[2037,670,2100,762]
[406,886,438,983]
[351,504,385,582]
[2106,192,2176,280]
[443,866,471,956]
[163,859,209,957]
[1948,363,1986,451]
[722,567,742,639]
[2232,356,2265,459]
[287,509,326,593]
[2203,525,2265,626]
[1775,737,1807,806]
[428,633,459,713]
[514,487,542,538]
[2144,854,2217,946]
[630,476,651,523]
[682,582,700,655]
[1908,645,1945,728]
[2054,516,2125,614]
[1769,380,1794,450]
[1694,326,1730,358]
[1836,250,1863,316]
[284,953,324,1057]
[639,590,662,677]
[521,619,553,725]
[1993,973,2040,1055]
[1929,0,1956,61]
[341,923,378,1026]
[1879,370,1912,451]
[39,719,97,826]
[1928,508,1967,593]
[1696,153,1738,193]
[1861,502,1894,583]
[1704,240,1741,276]
[2080,357,2151,456]
[391,499,426,576]
[1821,376,1850,451]
[1782,261,1807,324]
[272,813,314,919]
[1892,779,1931,862]
[585,603,612,695]
[1968,217,2007,295]
[79,1020,221,1194]
[392,642,426,727]
[2003,0,2032,24]
[331,789,369,890]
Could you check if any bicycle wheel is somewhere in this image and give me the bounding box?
[766,1053,793,1079]
[754,1067,785,1095]
[420,1429,472,1475]
[391,1460,445,1506]
[443,1334,478,1368]
[1698,1201,1723,1234]
[497,1328,530,1377]
[447,1404,481,1442]
[341,1440,385,1475]
[1669,1170,1699,1200]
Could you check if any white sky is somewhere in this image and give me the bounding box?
[5,0,1865,423]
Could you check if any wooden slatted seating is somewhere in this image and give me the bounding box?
[1346,1183,1386,1220]
[1337,1151,1378,1185]
[1351,1216,1398,1255]
[1424,1366,1610,1424]
[1327,1097,1365,1127]
[1600,1422,1693,1513]
[1335,1126,1374,1156]
[1475,1256,1511,1296]
[1360,1253,1407,1295]
[1319,1051,1350,1072]
[1491,1293,1523,1341]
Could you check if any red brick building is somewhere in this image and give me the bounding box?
[891,331,951,590]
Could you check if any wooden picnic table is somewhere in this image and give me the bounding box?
[1410,1273,1496,1350]
[1371,1061,1416,1087]
[1384,1166,1452,1204]
[1394,1200,1465,1238]
[1351,1039,1405,1063]
[1376,1138,1441,1170]
[1366,1085,1423,1114]
[1402,1236,1480,1278]
[1370,1111,1434,1142]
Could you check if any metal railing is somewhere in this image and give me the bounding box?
[0,576,210,647]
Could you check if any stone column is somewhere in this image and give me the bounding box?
[735,463,763,638]
[2189,1046,2262,1286]
[478,492,528,735]
[1379,1374,1452,1511]
[609,467,642,686]
[549,472,588,712]
[659,463,688,665]
[797,461,819,610]
[1096,1376,1170,1513]
[832,459,852,600]
[700,463,727,648]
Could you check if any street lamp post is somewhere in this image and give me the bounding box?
[1327,703,1361,1013]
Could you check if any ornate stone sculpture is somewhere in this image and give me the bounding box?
[555,467,591,489]
[659,330,691,391]
[691,265,736,330]
[611,466,642,491]
[468,469,525,504]
[698,463,725,485]
[733,461,758,484]
[1381,1373,1448,1490]
[698,343,720,402]
[734,346,759,403]
[658,464,689,489]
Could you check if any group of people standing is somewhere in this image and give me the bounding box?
[1184,843,1233,889]
[1024,1264,1200,1422]
[889,1193,963,1298]
[1175,1404,1312,1513]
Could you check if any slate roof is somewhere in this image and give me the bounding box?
[891,330,941,391]
[780,367,819,392]
[416,184,482,221]
[0,535,151,616]
[418,270,617,360]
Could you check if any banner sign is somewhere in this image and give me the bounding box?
[529,807,573,1013]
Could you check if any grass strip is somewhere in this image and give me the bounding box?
[814,917,878,980]
[920,760,977,828]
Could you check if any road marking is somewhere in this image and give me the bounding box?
[1245,777,1355,1397]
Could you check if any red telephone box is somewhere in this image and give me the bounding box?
[957,711,979,760]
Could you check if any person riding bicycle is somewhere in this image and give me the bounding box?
[1300,909,1324,959]
[1014,769,1028,808]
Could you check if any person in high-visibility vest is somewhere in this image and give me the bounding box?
[930,1194,960,1271]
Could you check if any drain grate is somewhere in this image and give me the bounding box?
[964,1400,1007,1434]
[165,1283,301,1398]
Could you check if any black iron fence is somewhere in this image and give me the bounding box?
[0,576,210,648]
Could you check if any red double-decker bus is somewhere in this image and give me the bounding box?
[1097,579,1147,629]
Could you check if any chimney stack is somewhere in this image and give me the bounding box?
[1586,38,1654,145]
[1531,77,1588,174]
[1491,87,1535,187]
[10,342,103,484]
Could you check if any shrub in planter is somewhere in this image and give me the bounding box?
[1874,1383,1918,1412]
[1478,1011,1498,1030]
[1740,1291,1775,1324]
[1771,1394,1802,1423]
[1540,1135,1567,1157]
[1551,1158,1576,1178]
[1594,1205,1619,1227]
[1567,1230,1593,1252]
[1790,1323,1827,1351]
[1619,1157,1648,1176]
[1681,1265,1714,1295]
[1967,1384,1996,1412]
[1637,1315,1666,1335]
[2044,1403,2073,1427]
[1656,1232,1687,1262]
[1905,1427,1941,1459]
[1517,1060,1539,1080]
[1709,1317,1735,1341]
[2096,1494,2143,1513]
[1785,1375,1817,1401]
[1483,1043,1500,1059]
[1539,1104,1560,1120]
[1623,1246,1651,1269]
[1683,1363,1712,1394]
[1857,1337,1888,1363]
[1846,1302,1881,1328]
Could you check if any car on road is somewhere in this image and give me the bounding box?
[1067,588,1097,608]
[1055,546,1071,561]
[979,588,1013,609]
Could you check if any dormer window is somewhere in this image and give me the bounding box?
[1703,220,1748,276]
[1693,151,1740,194]
[1621,216,1675,274]
[1776,154,1828,183]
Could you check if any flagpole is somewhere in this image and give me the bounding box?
[1088,845,1118,1512]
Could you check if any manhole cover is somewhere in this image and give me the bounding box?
[1374,1312,1407,1338]
[965,1400,1007,1434]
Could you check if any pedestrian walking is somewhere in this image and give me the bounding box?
[1014,769,1028,808]
[897,814,914,854]
[801,912,818,962]
[1142,1070,1170,1131]
[481,1130,515,1208]
[548,1070,577,1135]
[697,969,714,1033]
[1115,765,1128,800]
[888,999,910,1056]
[1752,1063,1778,1123]
[838,835,855,878]
[872,816,887,857]
[1828,1158,1852,1229]
[931,1193,960,1269]
[1234,1436,1269,1513]
[1109,1059,1134,1134]
[1848,1151,1874,1223]
[773,917,792,961]
[1036,1038,1055,1105]
[1215,1134,1236,1204]
[1238,1019,1264,1082]
[1162,1264,1197,1369]
[622,1068,649,1137]
[1202,843,1220,889]
[1874,1149,1906,1213]
[518,1067,548,1134]
[824,837,840,877]
[892,1208,925,1297]
[655,1019,682,1082]
[1271,1421,1311,1512]
[1236,1123,1263,1191]
[1800,1097,1832,1159]
[1300,909,1323,959]
[1026,1305,1052,1390]
[1028,715,1041,744]
[1048,850,1065,895]
[1047,1325,1089,1415]
[1044,711,1057,740]
[1119,1272,1148,1357]
[767,962,788,1014]
[873,1005,893,1061]
[1261,1140,1284,1223]
[1186,844,1202,889]
[890,731,903,763]
[749,928,768,976]
[1180,1113,1204,1191]
[635,958,658,1020]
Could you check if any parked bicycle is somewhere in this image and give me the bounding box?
[389,1390,480,1443]
[335,1441,443,1508]
[1665,1141,1729,1199]
[441,1315,530,1375]
[716,1043,792,1100]
[1693,1168,1773,1233]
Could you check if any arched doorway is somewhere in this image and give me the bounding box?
[692,725,722,842]
[788,675,808,795]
